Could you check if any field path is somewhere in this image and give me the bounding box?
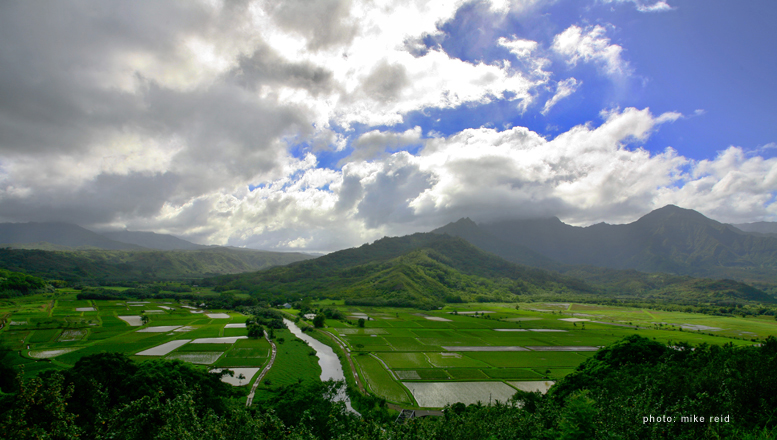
[246,332,276,407]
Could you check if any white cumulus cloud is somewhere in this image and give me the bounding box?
[552,25,630,77]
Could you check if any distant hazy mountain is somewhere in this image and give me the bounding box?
[732,222,777,236]
[0,222,145,250]
[435,205,777,282]
[0,247,314,281]
[432,217,562,270]
[102,230,207,251]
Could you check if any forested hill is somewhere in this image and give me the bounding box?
[205,233,592,307]
[0,247,313,283]
[204,232,775,307]
[435,205,777,283]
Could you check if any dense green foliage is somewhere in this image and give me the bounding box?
[3,337,777,439]
[0,267,48,297]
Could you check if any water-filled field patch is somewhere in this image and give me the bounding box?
[528,329,567,332]
[425,317,452,322]
[394,370,421,380]
[442,346,529,352]
[29,347,81,358]
[136,340,191,356]
[415,369,451,380]
[166,352,224,364]
[118,316,143,326]
[137,326,181,333]
[174,326,195,332]
[525,346,599,351]
[75,307,96,312]
[58,329,88,342]
[404,381,518,408]
[224,323,246,328]
[335,328,389,335]
[206,313,230,319]
[191,336,247,344]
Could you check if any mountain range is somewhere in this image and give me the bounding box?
[0,222,209,251]
[206,230,775,307]
[0,222,313,281]
[434,205,777,284]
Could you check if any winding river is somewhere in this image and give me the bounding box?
[283,319,359,415]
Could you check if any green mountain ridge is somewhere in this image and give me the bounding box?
[206,232,775,307]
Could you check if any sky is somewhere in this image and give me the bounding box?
[0,0,776,252]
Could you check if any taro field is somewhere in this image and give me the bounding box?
[311,302,773,409]
[0,291,270,391]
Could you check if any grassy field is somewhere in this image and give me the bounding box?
[305,301,775,408]
[0,291,272,392]
[5,292,777,409]
[250,328,322,402]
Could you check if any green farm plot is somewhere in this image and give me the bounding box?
[347,336,388,346]
[446,368,490,380]
[0,331,29,349]
[257,329,320,390]
[353,354,413,405]
[223,328,248,337]
[214,338,271,367]
[28,329,61,343]
[58,329,88,342]
[483,368,545,380]
[466,351,594,368]
[414,369,450,380]
[376,352,433,369]
[182,325,223,339]
[174,343,229,352]
[425,352,491,368]
[384,336,437,351]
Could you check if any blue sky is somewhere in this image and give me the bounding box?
[0,0,775,251]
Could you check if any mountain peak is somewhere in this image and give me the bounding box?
[637,205,710,224]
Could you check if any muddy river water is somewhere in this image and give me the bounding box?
[283,319,359,414]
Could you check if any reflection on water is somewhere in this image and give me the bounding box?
[283,319,359,415]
